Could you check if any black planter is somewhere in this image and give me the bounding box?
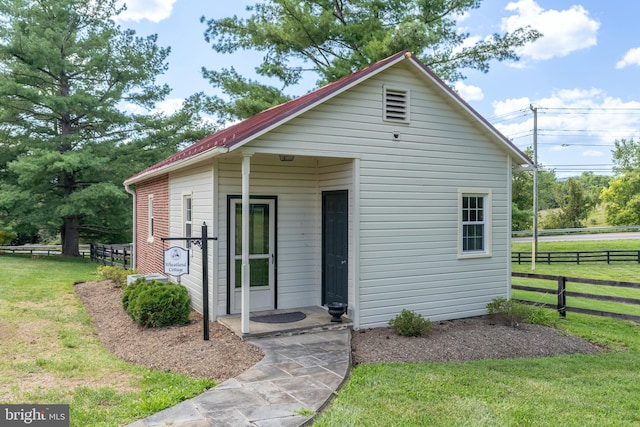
[327,302,347,323]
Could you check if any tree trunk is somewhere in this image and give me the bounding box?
[61,216,80,257]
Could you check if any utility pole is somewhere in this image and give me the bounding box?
[530,104,538,270]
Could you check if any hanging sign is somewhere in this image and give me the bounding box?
[164,246,189,276]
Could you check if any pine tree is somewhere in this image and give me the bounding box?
[0,0,205,254]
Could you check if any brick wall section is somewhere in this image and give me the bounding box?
[135,174,169,274]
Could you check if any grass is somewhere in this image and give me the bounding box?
[512,240,640,317]
[0,254,214,427]
[4,242,640,426]
[315,239,640,426]
[513,239,640,253]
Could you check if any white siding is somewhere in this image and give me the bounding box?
[216,156,321,313]
[240,61,512,328]
[168,162,214,315]
[166,61,514,328]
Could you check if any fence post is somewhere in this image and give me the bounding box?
[577,252,580,265]
[123,248,128,270]
[557,276,567,318]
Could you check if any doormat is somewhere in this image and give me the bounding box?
[250,311,307,324]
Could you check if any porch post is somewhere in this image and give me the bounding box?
[241,155,251,333]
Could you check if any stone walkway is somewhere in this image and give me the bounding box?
[126,329,351,427]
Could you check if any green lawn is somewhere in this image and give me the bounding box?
[4,243,640,426]
[512,239,640,253]
[315,239,640,426]
[512,240,640,318]
[0,255,214,427]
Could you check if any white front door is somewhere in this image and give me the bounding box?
[230,198,275,313]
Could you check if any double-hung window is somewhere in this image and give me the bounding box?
[184,194,192,249]
[148,195,154,241]
[459,190,492,258]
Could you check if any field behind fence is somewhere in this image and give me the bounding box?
[512,239,640,322]
[0,243,132,269]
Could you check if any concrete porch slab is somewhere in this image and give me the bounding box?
[217,306,352,339]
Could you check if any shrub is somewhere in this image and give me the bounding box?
[389,309,431,337]
[122,277,146,312]
[522,304,558,327]
[487,297,556,328]
[487,298,524,327]
[125,280,191,328]
[0,230,16,245]
[97,265,139,288]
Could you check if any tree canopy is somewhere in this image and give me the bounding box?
[541,178,593,229]
[0,0,211,254]
[601,138,640,226]
[200,0,542,122]
[511,147,558,231]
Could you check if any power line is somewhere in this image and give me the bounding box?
[539,107,640,112]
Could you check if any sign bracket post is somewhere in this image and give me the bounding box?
[162,222,217,340]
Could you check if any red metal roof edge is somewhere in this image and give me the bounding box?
[406,54,533,166]
[125,51,410,184]
[125,50,532,184]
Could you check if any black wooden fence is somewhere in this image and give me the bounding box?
[89,243,133,269]
[512,250,640,265]
[0,245,90,257]
[512,272,640,322]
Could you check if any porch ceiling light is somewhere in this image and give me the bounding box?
[279,154,295,161]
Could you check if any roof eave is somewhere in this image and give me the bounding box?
[406,55,533,169]
[123,146,227,186]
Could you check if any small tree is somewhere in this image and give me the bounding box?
[601,172,640,226]
[600,139,640,226]
[542,178,592,229]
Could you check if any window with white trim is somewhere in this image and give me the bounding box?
[184,194,192,249]
[148,195,154,241]
[458,190,492,258]
[383,86,410,123]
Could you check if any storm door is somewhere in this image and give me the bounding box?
[229,198,276,313]
[322,190,348,305]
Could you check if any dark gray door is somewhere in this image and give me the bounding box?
[322,190,348,305]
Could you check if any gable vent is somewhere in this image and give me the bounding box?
[383,86,410,123]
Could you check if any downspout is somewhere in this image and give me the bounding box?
[124,183,137,270]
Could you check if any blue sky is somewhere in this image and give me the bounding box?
[118,0,640,178]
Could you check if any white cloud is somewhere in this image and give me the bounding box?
[121,98,184,115]
[583,150,603,157]
[116,0,176,23]
[456,11,472,24]
[154,98,184,115]
[616,47,640,69]
[490,88,640,176]
[492,97,531,116]
[501,0,600,62]
[454,82,484,101]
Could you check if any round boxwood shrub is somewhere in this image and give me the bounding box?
[122,277,147,312]
[124,280,191,328]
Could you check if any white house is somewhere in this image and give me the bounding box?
[124,51,533,333]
